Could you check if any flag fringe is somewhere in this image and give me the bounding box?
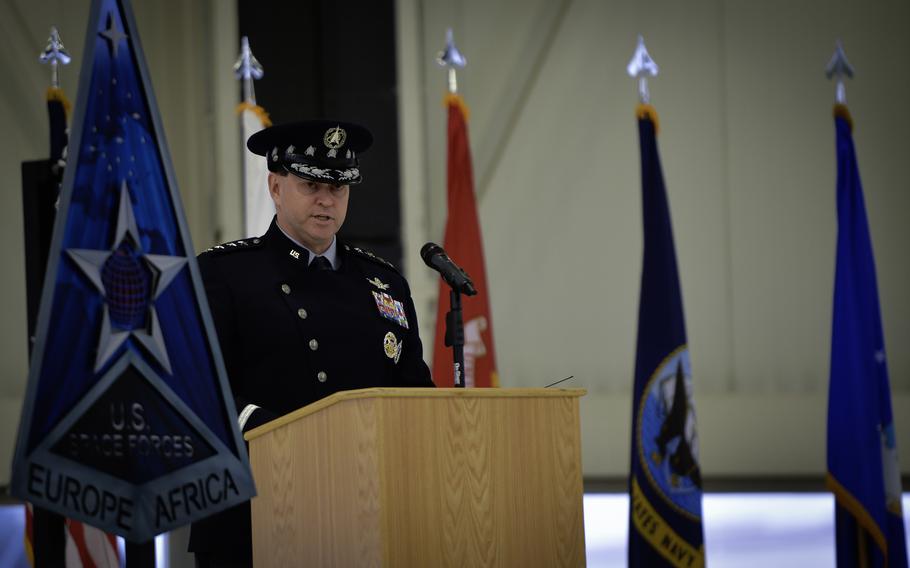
[834,104,853,132]
[444,93,470,121]
[24,534,34,567]
[826,473,888,559]
[46,86,72,118]
[236,101,272,128]
[636,103,659,134]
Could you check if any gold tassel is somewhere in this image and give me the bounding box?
[443,93,470,121]
[236,101,272,128]
[46,86,72,118]
[636,103,659,134]
[834,103,853,132]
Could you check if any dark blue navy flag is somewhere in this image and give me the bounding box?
[827,104,908,568]
[628,104,705,568]
[10,0,254,542]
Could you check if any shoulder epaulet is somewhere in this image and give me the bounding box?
[201,236,264,255]
[344,244,399,273]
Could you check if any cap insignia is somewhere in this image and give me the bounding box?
[324,126,346,149]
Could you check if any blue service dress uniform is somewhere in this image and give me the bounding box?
[188,218,434,564]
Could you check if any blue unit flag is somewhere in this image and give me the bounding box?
[628,104,705,568]
[10,0,254,542]
[827,104,908,568]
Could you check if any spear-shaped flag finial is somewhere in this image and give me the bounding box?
[436,28,466,94]
[627,35,659,104]
[826,40,854,105]
[39,26,71,88]
[234,36,264,104]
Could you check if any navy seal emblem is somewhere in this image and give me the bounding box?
[637,347,702,519]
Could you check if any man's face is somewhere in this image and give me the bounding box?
[269,172,349,253]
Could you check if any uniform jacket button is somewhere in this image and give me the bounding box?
[317,371,327,382]
[281,284,291,295]
[297,308,308,319]
[309,339,319,351]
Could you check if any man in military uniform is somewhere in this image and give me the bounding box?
[189,119,434,567]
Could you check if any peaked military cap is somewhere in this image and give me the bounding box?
[247,119,373,185]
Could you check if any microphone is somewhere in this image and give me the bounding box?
[420,242,477,296]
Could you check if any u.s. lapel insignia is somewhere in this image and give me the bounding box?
[372,291,410,329]
[289,249,301,260]
[383,331,398,360]
[366,276,390,291]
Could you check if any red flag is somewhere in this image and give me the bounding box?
[431,94,499,388]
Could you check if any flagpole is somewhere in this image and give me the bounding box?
[825,40,854,105]
[825,41,908,568]
[436,29,469,388]
[40,27,71,90]
[234,35,263,105]
[626,36,706,568]
[627,34,658,105]
[437,28,465,95]
[234,36,273,237]
[28,26,73,568]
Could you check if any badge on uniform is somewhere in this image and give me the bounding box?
[366,276,390,290]
[372,291,409,329]
[383,331,403,364]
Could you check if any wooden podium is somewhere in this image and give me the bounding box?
[244,387,587,567]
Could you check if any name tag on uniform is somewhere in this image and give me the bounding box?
[372,291,409,329]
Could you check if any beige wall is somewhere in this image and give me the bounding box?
[0,0,908,495]
[397,0,910,477]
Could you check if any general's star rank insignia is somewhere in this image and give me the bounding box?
[372,291,409,329]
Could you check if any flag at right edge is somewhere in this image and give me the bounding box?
[628,104,705,568]
[826,103,908,568]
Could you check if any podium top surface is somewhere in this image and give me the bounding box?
[244,387,586,441]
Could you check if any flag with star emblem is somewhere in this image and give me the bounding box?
[431,94,499,387]
[10,0,254,543]
[628,104,704,568]
[827,104,908,568]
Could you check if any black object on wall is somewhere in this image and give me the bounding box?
[238,0,403,267]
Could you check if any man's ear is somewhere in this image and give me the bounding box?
[268,172,280,202]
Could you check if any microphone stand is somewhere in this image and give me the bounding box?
[444,289,466,388]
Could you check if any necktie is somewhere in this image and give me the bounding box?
[310,256,333,271]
